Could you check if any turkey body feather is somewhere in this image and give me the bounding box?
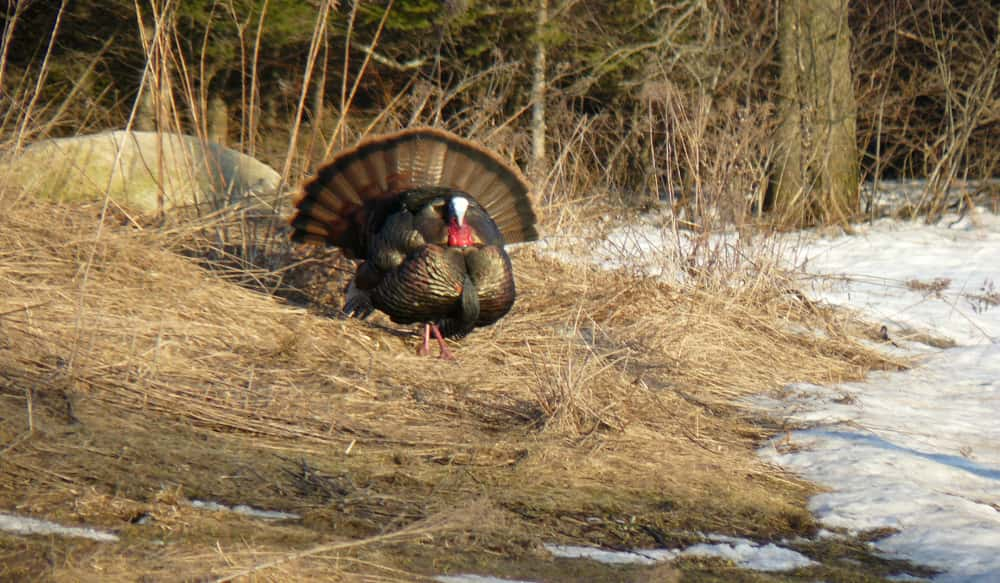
[289,128,538,349]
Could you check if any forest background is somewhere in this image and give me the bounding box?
[2,0,997,226]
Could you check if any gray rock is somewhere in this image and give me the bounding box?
[4,130,281,213]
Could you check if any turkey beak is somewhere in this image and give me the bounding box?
[450,196,469,227]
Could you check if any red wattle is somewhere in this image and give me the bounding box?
[448,219,474,247]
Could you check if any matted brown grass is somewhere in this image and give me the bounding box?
[0,195,904,581]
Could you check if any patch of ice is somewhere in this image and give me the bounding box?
[0,512,119,542]
[189,499,299,520]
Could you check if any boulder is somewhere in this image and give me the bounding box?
[3,131,281,213]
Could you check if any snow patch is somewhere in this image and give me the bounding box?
[0,512,118,542]
[545,544,677,565]
[757,207,1000,582]
[566,190,1000,581]
[189,499,299,520]
[682,539,816,572]
[545,538,815,572]
[796,211,1000,346]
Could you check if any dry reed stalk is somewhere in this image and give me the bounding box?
[278,0,335,188]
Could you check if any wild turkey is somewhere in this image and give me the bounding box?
[289,127,539,358]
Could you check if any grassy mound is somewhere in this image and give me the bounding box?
[0,196,922,581]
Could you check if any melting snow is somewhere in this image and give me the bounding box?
[0,512,118,542]
[189,499,300,520]
[0,501,297,546]
[760,208,1000,582]
[544,544,677,565]
[794,211,1000,346]
[545,539,816,571]
[560,192,1000,581]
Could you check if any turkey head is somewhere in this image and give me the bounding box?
[289,127,539,358]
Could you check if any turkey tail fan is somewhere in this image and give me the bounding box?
[290,127,539,254]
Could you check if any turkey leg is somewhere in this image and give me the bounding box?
[417,324,432,357]
[429,324,455,360]
[416,324,454,359]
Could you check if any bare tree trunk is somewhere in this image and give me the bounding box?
[308,36,329,161]
[136,25,157,132]
[529,0,548,183]
[207,94,229,146]
[136,89,156,132]
[772,0,804,222]
[771,0,858,227]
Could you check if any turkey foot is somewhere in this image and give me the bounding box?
[417,324,432,356]
[417,324,454,360]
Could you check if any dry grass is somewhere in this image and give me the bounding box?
[0,192,905,580]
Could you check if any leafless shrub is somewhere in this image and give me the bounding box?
[853,0,1000,220]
